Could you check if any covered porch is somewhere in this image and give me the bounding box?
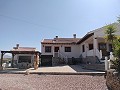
[78,33,112,62]
[0,51,41,70]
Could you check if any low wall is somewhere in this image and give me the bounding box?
[83,64,105,71]
[52,57,65,66]
[0,66,3,70]
[106,69,120,90]
[68,58,81,65]
[82,56,99,64]
[18,62,33,69]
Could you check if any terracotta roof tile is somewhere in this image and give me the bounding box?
[41,38,81,44]
[12,47,36,51]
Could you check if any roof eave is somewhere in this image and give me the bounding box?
[77,33,94,44]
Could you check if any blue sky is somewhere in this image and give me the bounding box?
[0,0,120,51]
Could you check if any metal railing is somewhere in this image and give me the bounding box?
[96,49,102,59]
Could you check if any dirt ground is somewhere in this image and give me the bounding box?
[0,74,108,90]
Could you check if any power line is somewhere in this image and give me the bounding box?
[0,14,58,30]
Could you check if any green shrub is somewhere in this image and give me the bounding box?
[111,38,120,73]
[111,58,120,73]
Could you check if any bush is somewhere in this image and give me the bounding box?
[111,58,120,73]
[110,37,120,73]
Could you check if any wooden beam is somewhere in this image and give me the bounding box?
[1,51,41,55]
[11,54,15,68]
[0,52,6,67]
[0,53,4,66]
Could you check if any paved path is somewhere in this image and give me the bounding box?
[29,65,98,73]
[1,65,105,75]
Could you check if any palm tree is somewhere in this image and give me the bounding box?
[117,16,120,23]
[105,24,117,44]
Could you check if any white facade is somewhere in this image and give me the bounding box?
[79,23,120,59]
[79,34,102,59]
[41,44,80,58]
[41,23,120,60]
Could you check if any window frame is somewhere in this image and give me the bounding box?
[45,46,51,53]
[89,44,93,50]
[82,45,85,52]
[64,47,71,52]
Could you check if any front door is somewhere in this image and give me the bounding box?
[54,47,59,57]
[54,47,59,52]
[99,43,107,56]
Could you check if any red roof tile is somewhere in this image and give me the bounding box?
[12,47,36,51]
[41,38,81,44]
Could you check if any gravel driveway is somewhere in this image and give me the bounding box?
[0,74,108,90]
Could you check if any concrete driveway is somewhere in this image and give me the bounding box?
[29,65,98,73]
[0,65,105,75]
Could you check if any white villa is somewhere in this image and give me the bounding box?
[41,23,120,66]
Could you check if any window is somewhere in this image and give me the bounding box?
[89,44,93,50]
[99,43,106,50]
[54,47,59,52]
[45,46,51,53]
[18,56,31,63]
[82,45,85,52]
[65,47,71,52]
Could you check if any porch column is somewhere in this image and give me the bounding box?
[0,52,4,67]
[85,43,89,57]
[93,35,98,57]
[52,46,54,57]
[34,53,39,70]
[11,54,15,68]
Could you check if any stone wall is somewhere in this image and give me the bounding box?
[52,57,65,66]
[83,64,105,71]
[18,62,33,69]
[106,69,120,90]
[0,66,3,70]
[82,56,100,64]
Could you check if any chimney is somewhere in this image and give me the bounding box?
[73,34,76,38]
[56,36,58,39]
[16,44,19,49]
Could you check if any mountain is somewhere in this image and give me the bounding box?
[4,55,12,58]
[0,53,11,59]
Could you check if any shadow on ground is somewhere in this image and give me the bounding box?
[69,64,99,72]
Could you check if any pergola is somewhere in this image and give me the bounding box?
[0,50,41,68]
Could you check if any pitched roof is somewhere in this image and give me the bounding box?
[88,23,120,35]
[77,33,94,44]
[77,23,120,44]
[41,38,81,44]
[12,47,36,51]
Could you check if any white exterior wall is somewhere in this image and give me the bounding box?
[41,44,80,58]
[60,45,80,58]
[41,44,53,55]
[87,50,94,56]
[80,36,94,58]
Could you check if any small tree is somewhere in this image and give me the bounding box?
[105,24,117,44]
[105,17,120,73]
[117,16,120,23]
[113,37,120,59]
[111,37,120,73]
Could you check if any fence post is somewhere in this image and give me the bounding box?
[110,52,114,60]
[105,56,109,70]
[100,50,102,59]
